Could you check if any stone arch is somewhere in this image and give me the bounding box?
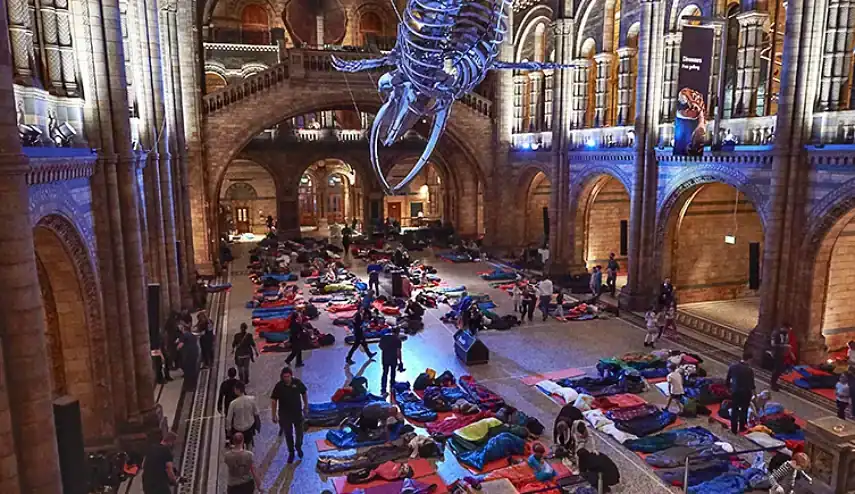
[240,3,271,44]
[354,3,396,44]
[576,0,602,57]
[218,159,281,236]
[224,182,259,201]
[669,3,703,33]
[384,154,462,229]
[656,178,765,307]
[515,165,552,247]
[570,170,633,273]
[625,22,641,49]
[32,213,111,445]
[794,179,855,357]
[514,9,554,62]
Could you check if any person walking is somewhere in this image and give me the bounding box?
[770,324,792,391]
[554,289,565,320]
[379,326,403,397]
[512,284,522,314]
[726,353,755,434]
[644,306,659,348]
[342,224,353,263]
[217,368,241,417]
[232,323,258,384]
[537,277,554,322]
[142,432,180,494]
[606,253,620,297]
[346,308,376,364]
[589,266,603,300]
[659,278,675,307]
[663,300,677,338]
[285,312,305,368]
[524,287,537,323]
[223,432,262,494]
[665,363,684,414]
[271,367,308,464]
[226,381,260,448]
[177,324,200,392]
[197,311,215,369]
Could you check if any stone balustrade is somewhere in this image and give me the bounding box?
[568,126,635,150]
[511,131,553,150]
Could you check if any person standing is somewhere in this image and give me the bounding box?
[142,432,180,494]
[346,308,376,364]
[769,324,792,391]
[665,363,684,414]
[233,323,258,384]
[368,269,381,295]
[537,277,554,322]
[285,312,305,368]
[177,324,200,392]
[663,300,677,338]
[223,432,262,494]
[606,253,619,297]
[218,368,241,416]
[197,311,215,369]
[226,381,260,448]
[342,224,353,262]
[379,326,403,397]
[271,367,309,464]
[644,306,659,348]
[836,374,850,420]
[726,353,756,434]
[847,341,855,417]
[589,266,603,300]
[554,289,565,320]
[659,278,675,307]
[266,215,274,230]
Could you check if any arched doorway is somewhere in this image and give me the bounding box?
[33,216,105,444]
[383,161,447,229]
[299,172,318,227]
[661,182,764,331]
[325,173,350,224]
[297,159,361,233]
[523,171,551,247]
[573,175,631,290]
[219,160,278,236]
[241,4,270,44]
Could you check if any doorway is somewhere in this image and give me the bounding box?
[235,206,250,233]
[387,202,402,223]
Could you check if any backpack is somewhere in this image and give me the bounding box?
[318,333,335,346]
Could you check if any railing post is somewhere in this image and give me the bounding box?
[289,49,306,79]
[683,456,690,492]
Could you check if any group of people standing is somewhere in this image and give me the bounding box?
[643,278,678,348]
[511,277,562,323]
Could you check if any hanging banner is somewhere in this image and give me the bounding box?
[674,25,714,156]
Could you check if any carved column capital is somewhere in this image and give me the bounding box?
[616,47,637,59]
[736,10,770,28]
[551,18,574,36]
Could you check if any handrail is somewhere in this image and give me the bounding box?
[202,62,289,115]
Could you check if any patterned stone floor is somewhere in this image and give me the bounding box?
[196,245,827,493]
[680,297,761,333]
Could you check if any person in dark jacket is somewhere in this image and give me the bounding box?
[346,308,376,364]
[217,368,241,416]
[726,353,755,434]
[197,311,215,369]
[285,312,305,368]
[770,324,792,391]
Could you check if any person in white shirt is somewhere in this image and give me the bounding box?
[226,381,260,448]
[644,306,659,348]
[511,284,523,314]
[665,363,684,414]
[536,278,554,322]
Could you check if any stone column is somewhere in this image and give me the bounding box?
[55,0,78,96]
[528,71,544,132]
[734,11,768,117]
[661,33,681,122]
[316,13,325,46]
[512,74,526,133]
[38,1,65,94]
[708,25,724,118]
[818,0,855,111]
[571,59,591,128]
[616,47,637,125]
[0,5,62,492]
[6,0,35,84]
[750,0,826,361]
[547,15,576,275]
[593,52,614,127]
[620,0,667,309]
[176,0,204,274]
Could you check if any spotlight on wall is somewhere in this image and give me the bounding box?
[419,184,429,196]
[51,122,77,147]
[724,235,736,245]
[585,137,596,149]
[521,142,531,150]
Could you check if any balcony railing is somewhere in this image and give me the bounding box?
[568,126,635,150]
[460,93,493,118]
[657,115,776,148]
[287,129,368,142]
[511,132,553,151]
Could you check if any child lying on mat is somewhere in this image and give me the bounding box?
[527,443,556,481]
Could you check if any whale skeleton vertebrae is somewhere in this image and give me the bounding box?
[332,0,572,194]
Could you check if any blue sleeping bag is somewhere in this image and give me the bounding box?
[367,264,384,273]
[259,331,290,343]
[251,307,294,318]
[437,285,466,293]
[457,432,526,470]
[262,273,298,282]
[480,270,516,281]
[306,394,385,427]
[206,282,232,292]
[394,388,438,423]
[326,421,410,449]
[477,301,496,310]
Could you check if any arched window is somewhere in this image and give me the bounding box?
[359,11,383,46]
[723,3,741,118]
[205,73,227,94]
[241,4,270,45]
[581,38,597,128]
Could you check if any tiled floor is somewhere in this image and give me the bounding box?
[197,244,828,493]
[680,297,761,333]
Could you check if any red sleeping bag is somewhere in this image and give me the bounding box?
[328,303,359,313]
[252,318,291,332]
[373,300,401,316]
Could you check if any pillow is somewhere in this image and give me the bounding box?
[599,424,638,444]
[583,409,614,430]
[574,394,595,412]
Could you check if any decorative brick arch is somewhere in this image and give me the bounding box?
[515,164,553,247]
[569,169,633,270]
[33,213,111,444]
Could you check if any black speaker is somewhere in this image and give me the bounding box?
[391,273,405,297]
[620,220,628,256]
[148,284,161,349]
[454,330,489,365]
[749,242,761,290]
[54,397,87,494]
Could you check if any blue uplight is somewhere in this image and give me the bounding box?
[585,138,597,148]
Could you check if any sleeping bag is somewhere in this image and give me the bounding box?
[457,432,527,470]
